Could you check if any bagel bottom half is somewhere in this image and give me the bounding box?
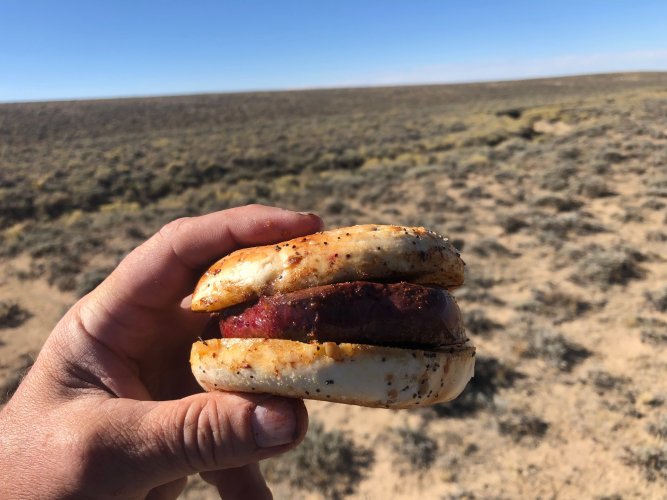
[190,338,475,409]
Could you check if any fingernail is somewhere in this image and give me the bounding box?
[252,398,297,448]
[298,211,317,216]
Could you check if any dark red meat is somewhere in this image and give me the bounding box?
[218,281,466,348]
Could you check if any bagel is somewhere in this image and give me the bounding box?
[191,338,475,409]
[191,224,465,311]
[190,224,473,409]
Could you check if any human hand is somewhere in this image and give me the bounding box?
[0,205,323,499]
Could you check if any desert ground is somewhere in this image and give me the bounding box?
[1,72,667,499]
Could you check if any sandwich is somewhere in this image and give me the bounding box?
[190,224,474,408]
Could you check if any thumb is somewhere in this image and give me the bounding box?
[106,392,307,488]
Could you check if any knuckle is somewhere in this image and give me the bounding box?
[159,216,191,241]
[179,396,255,471]
[235,203,267,216]
[156,216,198,270]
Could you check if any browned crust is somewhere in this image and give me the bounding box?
[192,224,465,311]
[190,338,475,408]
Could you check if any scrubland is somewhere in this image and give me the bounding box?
[1,72,667,498]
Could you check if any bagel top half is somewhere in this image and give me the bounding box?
[191,224,465,312]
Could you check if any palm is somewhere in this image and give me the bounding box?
[78,296,213,402]
[135,308,212,400]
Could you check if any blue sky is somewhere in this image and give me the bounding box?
[1,1,667,102]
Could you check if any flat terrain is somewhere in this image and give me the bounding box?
[2,72,667,499]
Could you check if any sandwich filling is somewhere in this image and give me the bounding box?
[217,281,467,349]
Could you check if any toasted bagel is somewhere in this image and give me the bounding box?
[192,224,465,311]
[191,338,475,409]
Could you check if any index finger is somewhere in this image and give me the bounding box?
[107,205,323,309]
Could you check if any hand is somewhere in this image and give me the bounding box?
[0,205,323,499]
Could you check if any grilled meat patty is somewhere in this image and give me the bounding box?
[218,281,466,349]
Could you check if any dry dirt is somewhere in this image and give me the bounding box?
[1,73,667,499]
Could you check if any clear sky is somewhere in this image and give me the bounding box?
[1,0,667,102]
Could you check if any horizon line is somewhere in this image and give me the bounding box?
[1,69,666,106]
